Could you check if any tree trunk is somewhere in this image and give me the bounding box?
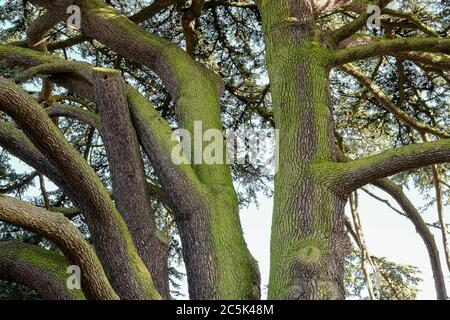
[93,68,169,298]
[176,189,261,300]
[260,0,350,299]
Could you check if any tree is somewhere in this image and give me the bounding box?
[0,0,449,300]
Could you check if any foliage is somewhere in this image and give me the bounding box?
[345,249,422,300]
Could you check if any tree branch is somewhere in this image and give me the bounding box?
[0,196,118,299]
[331,37,450,66]
[26,11,61,50]
[45,103,100,129]
[392,52,450,70]
[0,171,39,194]
[182,0,206,58]
[0,43,202,224]
[334,148,448,299]
[340,63,449,139]
[93,68,169,298]
[372,179,448,299]
[421,133,450,273]
[0,76,160,300]
[47,0,177,51]
[349,192,378,300]
[327,139,450,194]
[0,241,85,300]
[32,0,230,187]
[329,1,392,45]
[126,85,207,217]
[383,9,440,38]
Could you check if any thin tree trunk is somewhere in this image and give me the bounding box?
[420,133,450,273]
[349,192,377,300]
[373,179,448,300]
[93,68,169,298]
[431,165,450,272]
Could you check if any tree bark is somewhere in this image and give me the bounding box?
[259,0,350,299]
[0,242,85,300]
[0,77,160,300]
[93,68,169,298]
[0,196,118,300]
[128,88,261,300]
[28,0,261,299]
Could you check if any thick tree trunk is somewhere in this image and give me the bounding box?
[176,190,261,300]
[127,71,261,300]
[269,180,349,299]
[260,0,350,299]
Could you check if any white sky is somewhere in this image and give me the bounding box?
[239,187,450,300]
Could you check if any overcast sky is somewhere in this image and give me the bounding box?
[239,187,449,300]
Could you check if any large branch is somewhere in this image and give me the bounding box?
[0,241,85,300]
[328,139,450,193]
[47,0,177,51]
[32,0,231,187]
[0,121,70,189]
[334,148,448,299]
[336,36,450,70]
[0,43,202,221]
[331,37,450,66]
[372,179,448,300]
[126,85,208,218]
[93,68,169,298]
[341,64,449,138]
[0,196,118,299]
[0,77,160,300]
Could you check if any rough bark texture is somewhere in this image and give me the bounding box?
[27,0,260,300]
[0,0,448,300]
[128,87,261,300]
[0,242,85,300]
[93,68,169,298]
[0,195,118,300]
[0,77,160,300]
[259,0,350,300]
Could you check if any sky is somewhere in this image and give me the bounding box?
[238,187,449,300]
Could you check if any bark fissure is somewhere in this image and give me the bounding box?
[93,68,169,298]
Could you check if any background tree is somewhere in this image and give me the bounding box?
[0,0,448,300]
